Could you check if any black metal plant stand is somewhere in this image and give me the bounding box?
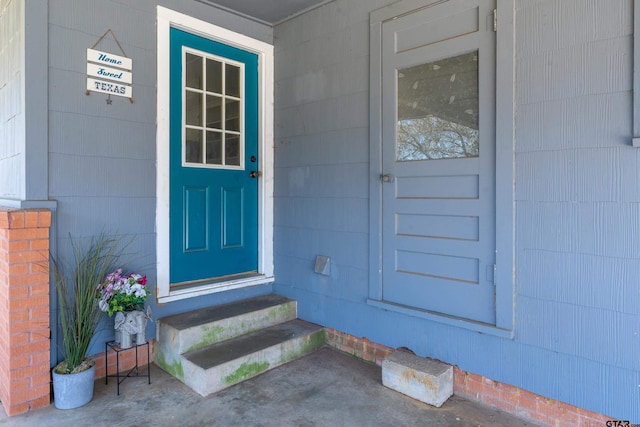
[105,340,151,395]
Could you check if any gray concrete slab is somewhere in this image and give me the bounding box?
[161,294,294,330]
[0,348,541,427]
[184,319,322,368]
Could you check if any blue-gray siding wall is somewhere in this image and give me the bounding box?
[273,0,639,420]
[46,0,273,358]
[0,0,25,200]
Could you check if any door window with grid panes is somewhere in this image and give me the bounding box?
[183,48,244,169]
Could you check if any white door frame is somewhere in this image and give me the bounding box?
[156,6,274,303]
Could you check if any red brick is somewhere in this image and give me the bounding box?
[6,228,48,241]
[8,273,44,287]
[483,392,502,409]
[10,377,30,392]
[17,339,49,355]
[8,286,30,299]
[7,264,29,276]
[544,401,565,425]
[362,352,375,362]
[453,376,465,392]
[372,342,393,352]
[30,352,50,367]
[554,407,580,427]
[580,412,611,427]
[7,250,48,264]
[24,212,38,228]
[6,240,29,252]
[9,384,49,406]
[500,385,520,409]
[532,399,553,424]
[481,377,497,398]
[8,333,30,347]
[11,363,49,380]
[29,329,50,344]
[29,394,51,410]
[30,383,50,398]
[29,239,49,251]
[8,320,44,334]
[466,375,483,395]
[37,211,51,227]
[29,282,50,296]
[581,409,610,423]
[337,344,352,354]
[8,212,25,229]
[518,394,539,418]
[31,262,48,274]
[0,212,9,229]
[5,401,30,417]
[29,307,50,321]
[8,309,29,323]
[0,390,8,408]
[13,296,48,309]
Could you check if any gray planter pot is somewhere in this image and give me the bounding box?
[52,364,95,409]
[114,310,148,349]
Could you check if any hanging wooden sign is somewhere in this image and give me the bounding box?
[87,61,133,84]
[85,29,134,103]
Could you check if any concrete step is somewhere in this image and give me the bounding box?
[181,319,325,396]
[155,294,296,380]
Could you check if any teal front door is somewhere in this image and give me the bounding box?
[169,28,259,285]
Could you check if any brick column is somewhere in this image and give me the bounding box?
[0,208,52,416]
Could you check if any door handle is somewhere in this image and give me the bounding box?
[380,174,394,183]
[250,170,262,178]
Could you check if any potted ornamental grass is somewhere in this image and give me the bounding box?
[51,232,131,409]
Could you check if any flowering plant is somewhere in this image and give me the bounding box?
[97,268,150,316]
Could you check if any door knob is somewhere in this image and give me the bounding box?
[250,170,262,178]
[380,174,394,182]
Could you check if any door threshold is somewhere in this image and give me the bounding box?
[159,273,274,303]
[171,271,260,291]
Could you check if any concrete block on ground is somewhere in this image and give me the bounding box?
[382,351,453,407]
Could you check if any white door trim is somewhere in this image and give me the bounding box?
[156,6,274,303]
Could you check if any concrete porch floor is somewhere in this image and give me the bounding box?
[0,348,540,427]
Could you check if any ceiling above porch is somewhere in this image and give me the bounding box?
[197,0,332,25]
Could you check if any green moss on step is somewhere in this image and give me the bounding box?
[225,361,270,385]
[279,330,327,363]
[267,303,294,321]
[155,352,184,379]
[186,325,225,353]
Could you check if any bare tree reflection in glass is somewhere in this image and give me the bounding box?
[396,51,479,161]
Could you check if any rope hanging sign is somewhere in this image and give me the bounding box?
[86,29,134,103]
